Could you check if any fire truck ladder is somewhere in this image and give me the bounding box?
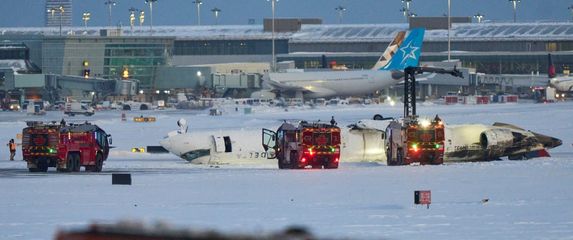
[403,66,464,117]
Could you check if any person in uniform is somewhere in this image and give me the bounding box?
[7,139,16,161]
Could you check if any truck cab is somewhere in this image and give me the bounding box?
[262,121,341,169]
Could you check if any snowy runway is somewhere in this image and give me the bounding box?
[1,102,573,239]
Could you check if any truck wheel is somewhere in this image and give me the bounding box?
[38,161,49,172]
[329,163,339,169]
[58,155,73,172]
[95,153,103,172]
[289,151,299,169]
[396,148,404,165]
[386,146,396,166]
[29,161,48,172]
[66,155,75,172]
[73,153,81,172]
[324,161,338,169]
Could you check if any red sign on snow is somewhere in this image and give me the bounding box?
[415,190,431,208]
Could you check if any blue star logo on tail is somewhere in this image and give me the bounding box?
[399,41,419,65]
[380,28,424,71]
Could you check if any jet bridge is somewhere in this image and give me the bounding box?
[14,74,138,102]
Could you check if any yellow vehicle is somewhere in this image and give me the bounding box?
[133,116,156,122]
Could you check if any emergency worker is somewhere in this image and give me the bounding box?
[7,139,16,161]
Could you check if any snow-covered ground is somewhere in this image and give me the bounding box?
[1,102,572,239]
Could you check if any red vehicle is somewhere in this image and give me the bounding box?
[262,121,341,169]
[385,116,445,165]
[22,121,111,172]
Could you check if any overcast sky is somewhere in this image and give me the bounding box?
[0,0,571,27]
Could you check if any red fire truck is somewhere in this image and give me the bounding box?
[22,121,111,172]
[262,121,341,169]
[385,116,445,165]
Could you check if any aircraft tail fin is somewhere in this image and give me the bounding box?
[371,31,406,70]
[548,54,556,78]
[524,149,551,159]
[381,28,425,71]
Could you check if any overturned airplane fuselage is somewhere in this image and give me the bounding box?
[160,118,562,165]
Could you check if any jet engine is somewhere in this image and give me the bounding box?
[479,129,515,159]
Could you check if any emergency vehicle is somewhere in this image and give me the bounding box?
[381,66,459,166]
[262,121,341,169]
[385,116,445,165]
[22,121,111,172]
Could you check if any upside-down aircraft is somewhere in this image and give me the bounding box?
[159,117,562,165]
[257,28,424,99]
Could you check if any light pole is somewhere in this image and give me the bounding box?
[104,0,117,27]
[509,0,520,23]
[211,8,221,25]
[267,0,278,72]
[335,6,346,24]
[568,5,573,21]
[48,6,65,36]
[401,0,412,17]
[129,7,138,35]
[82,12,91,31]
[193,0,203,26]
[139,10,145,26]
[59,6,64,36]
[145,0,158,35]
[473,13,484,23]
[448,0,452,62]
[400,7,408,22]
[447,0,451,61]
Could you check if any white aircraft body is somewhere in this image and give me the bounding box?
[261,29,423,99]
[548,54,573,92]
[159,117,561,165]
[549,77,573,92]
[265,70,403,99]
[159,119,391,165]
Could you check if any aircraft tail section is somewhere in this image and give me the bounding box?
[548,54,556,78]
[381,28,425,71]
[524,149,550,159]
[371,31,406,70]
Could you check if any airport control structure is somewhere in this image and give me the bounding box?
[0,17,572,102]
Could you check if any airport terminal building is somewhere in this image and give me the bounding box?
[1,19,572,101]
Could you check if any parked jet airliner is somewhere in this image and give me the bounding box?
[548,54,573,92]
[262,28,425,99]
